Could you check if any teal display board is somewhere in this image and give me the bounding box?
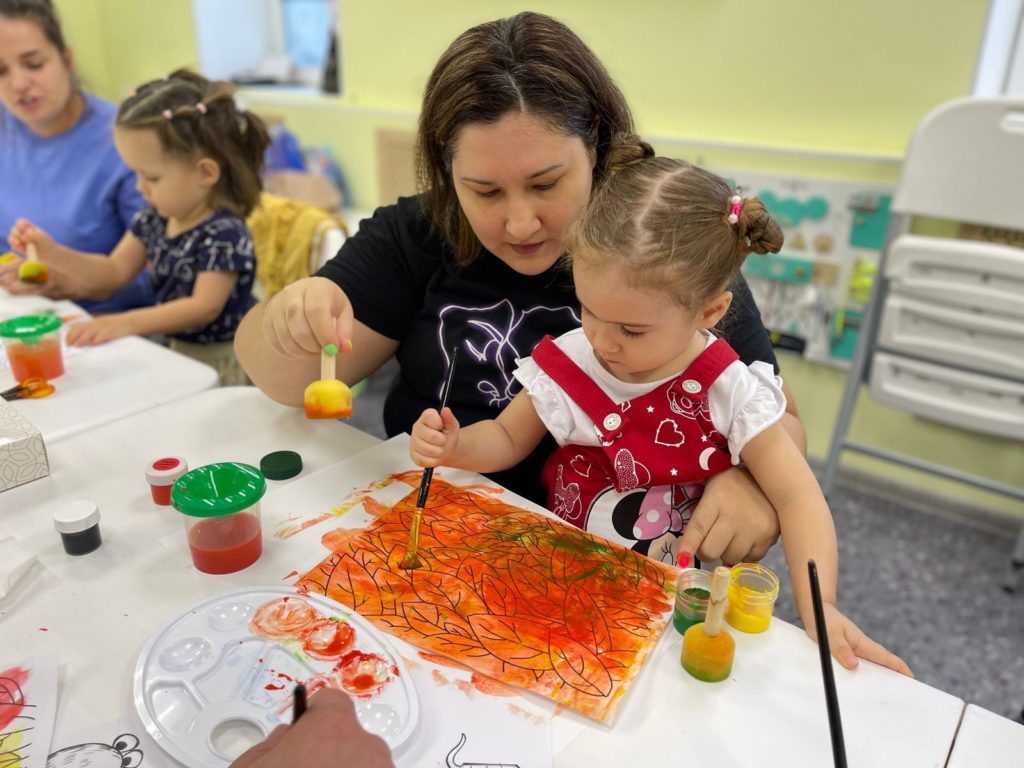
[719,169,894,366]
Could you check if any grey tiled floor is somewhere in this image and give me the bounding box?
[350,363,1024,722]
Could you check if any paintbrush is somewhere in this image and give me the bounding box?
[808,559,848,768]
[292,683,307,723]
[400,346,459,570]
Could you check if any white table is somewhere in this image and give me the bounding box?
[0,293,218,442]
[0,387,967,767]
[947,704,1024,766]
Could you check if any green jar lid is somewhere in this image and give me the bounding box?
[172,462,266,518]
[0,313,61,339]
[260,450,303,480]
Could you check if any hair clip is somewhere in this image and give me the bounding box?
[727,195,743,225]
[195,102,207,114]
[162,109,173,120]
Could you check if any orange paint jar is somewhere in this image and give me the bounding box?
[0,314,64,381]
[172,462,266,574]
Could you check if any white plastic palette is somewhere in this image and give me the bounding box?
[133,586,418,767]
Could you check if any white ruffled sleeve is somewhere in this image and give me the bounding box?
[513,356,578,445]
[711,361,788,463]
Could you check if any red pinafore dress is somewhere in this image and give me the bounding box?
[532,335,740,562]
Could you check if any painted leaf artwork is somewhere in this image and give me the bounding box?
[298,472,676,723]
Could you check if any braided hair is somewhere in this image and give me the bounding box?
[117,69,269,217]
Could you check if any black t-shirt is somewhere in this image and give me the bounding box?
[318,195,777,504]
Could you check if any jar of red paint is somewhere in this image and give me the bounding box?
[171,462,266,575]
[145,456,189,505]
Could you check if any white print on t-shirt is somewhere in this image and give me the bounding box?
[436,298,579,408]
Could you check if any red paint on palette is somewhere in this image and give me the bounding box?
[302,618,356,660]
[334,650,392,696]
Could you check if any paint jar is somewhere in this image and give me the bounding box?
[0,314,64,381]
[673,568,712,635]
[146,456,189,505]
[682,622,735,682]
[172,462,266,575]
[725,563,780,634]
[53,500,102,556]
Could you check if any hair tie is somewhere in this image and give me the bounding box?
[162,109,173,120]
[195,102,207,114]
[727,195,743,225]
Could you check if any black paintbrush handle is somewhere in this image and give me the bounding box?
[414,347,459,511]
[808,559,847,768]
[292,683,307,723]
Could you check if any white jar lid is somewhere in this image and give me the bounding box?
[54,500,100,534]
[146,456,189,486]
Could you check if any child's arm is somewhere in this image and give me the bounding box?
[9,219,146,297]
[740,424,912,676]
[410,389,548,474]
[66,271,239,346]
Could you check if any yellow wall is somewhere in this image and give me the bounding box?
[55,1,1024,519]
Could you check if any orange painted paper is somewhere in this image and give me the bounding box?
[298,473,676,723]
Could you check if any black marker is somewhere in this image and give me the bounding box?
[292,683,307,723]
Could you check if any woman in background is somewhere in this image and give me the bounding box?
[0,0,153,312]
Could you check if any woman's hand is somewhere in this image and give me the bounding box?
[8,218,57,259]
[263,276,354,358]
[676,465,781,564]
[809,602,913,677]
[230,688,394,768]
[410,407,461,468]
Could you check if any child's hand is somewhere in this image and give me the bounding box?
[810,602,913,677]
[66,314,135,346]
[9,218,57,260]
[409,406,460,468]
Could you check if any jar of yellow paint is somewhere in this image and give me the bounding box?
[724,563,780,633]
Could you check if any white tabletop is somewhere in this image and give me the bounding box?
[0,293,219,443]
[0,387,967,767]
[947,704,1024,766]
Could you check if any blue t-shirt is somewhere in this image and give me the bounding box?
[130,207,255,343]
[0,93,154,313]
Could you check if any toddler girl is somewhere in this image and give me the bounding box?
[8,69,269,384]
[411,156,911,676]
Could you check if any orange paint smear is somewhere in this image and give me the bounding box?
[431,669,450,687]
[508,704,548,725]
[298,476,676,723]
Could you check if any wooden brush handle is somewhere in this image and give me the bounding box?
[26,243,38,262]
[320,345,336,380]
[704,566,731,636]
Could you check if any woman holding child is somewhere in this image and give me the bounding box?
[235,11,803,567]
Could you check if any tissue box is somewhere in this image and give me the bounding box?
[0,401,49,491]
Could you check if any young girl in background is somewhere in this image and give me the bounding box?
[7,69,268,384]
[410,156,911,676]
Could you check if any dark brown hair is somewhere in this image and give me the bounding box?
[568,157,784,310]
[0,0,66,53]
[417,11,652,266]
[117,69,269,217]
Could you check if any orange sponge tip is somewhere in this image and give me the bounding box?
[303,379,353,420]
[18,261,49,284]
